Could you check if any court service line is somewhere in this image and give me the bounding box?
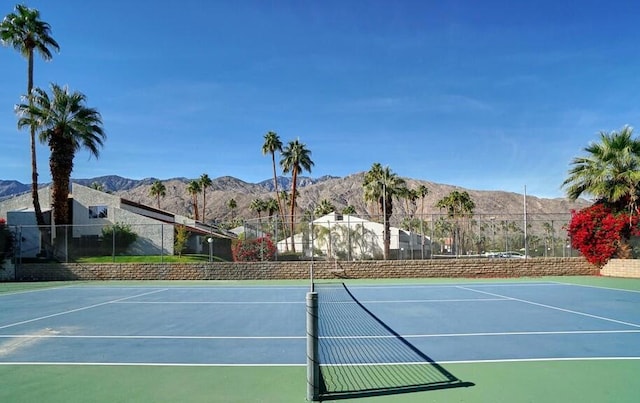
[0,288,169,331]
[457,286,640,328]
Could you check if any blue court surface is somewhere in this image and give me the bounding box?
[1,280,639,366]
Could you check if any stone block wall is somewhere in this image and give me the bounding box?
[15,257,598,282]
[601,259,640,278]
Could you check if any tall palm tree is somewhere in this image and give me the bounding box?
[262,131,286,243]
[280,139,314,253]
[362,163,406,259]
[16,83,104,226]
[199,173,212,222]
[186,180,201,220]
[563,126,640,215]
[417,184,429,217]
[1,5,59,227]
[149,180,166,209]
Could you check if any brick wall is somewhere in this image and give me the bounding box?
[15,257,598,281]
[601,259,640,278]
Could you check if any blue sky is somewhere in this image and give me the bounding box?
[2,1,640,198]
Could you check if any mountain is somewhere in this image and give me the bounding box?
[0,180,29,200]
[0,174,589,221]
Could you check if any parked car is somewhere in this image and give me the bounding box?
[499,251,528,258]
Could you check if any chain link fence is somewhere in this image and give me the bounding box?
[0,212,577,266]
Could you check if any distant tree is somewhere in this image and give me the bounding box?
[342,205,357,215]
[416,184,429,217]
[435,190,475,255]
[227,198,237,220]
[199,173,212,222]
[90,181,104,191]
[1,4,59,227]
[149,180,166,209]
[16,84,105,226]
[314,199,335,217]
[250,198,266,220]
[265,197,279,218]
[280,139,314,253]
[186,180,201,220]
[362,163,406,259]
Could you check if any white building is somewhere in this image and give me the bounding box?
[277,212,431,260]
[0,183,234,259]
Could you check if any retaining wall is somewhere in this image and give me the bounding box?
[601,259,640,278]
[14,257,598,281]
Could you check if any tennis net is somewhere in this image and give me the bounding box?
[308,282,472,401]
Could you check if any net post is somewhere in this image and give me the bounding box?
[306,291,319,401]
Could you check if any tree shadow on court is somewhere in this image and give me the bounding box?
[315,283,474,401]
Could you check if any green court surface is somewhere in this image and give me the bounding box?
[1,360,639,402]
[1,276,639,402]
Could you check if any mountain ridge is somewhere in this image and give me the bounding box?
[0,174,588,221]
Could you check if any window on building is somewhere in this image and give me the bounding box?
[89,205,108,219]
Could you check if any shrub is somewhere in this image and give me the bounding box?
[101,223,138,255]
[567,204,640,267]
[174,224,189,257]
[232,236,276,262]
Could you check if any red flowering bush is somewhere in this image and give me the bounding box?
[567,204,640,267]
[232,236,277,262]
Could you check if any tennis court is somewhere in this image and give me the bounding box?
[1,276,639,402]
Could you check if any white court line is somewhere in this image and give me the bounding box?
[113,298,506,305]
[2,357,639,367]
[319,329,640,339]
[550,280,640,294]
[3,329,638,341]
[0,362,305,367]
[457,286,640,328]
[114,300,304,304]
[0,334,304,340]
[0,288,169,331]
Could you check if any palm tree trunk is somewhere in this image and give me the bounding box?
[290,169,298,253]
[272,154,288,251]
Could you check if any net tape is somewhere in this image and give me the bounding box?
[315,282,472,400]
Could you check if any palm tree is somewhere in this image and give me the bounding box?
[1,4,59,227]
[342,205,357,215]
[563,126,640,215]
[250,198,266,220]
[417,184,429,217]
[265,197,279,218]
[186,180,201,220]
[149,180,166,209]
[227,198,237,220]
[199,173,212,222]
[435,190,475,255]
[90,182,104,192]
[280,139,314,253]
[362,163,407,259]
[314,199,335,217]
[16,83,104,226]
